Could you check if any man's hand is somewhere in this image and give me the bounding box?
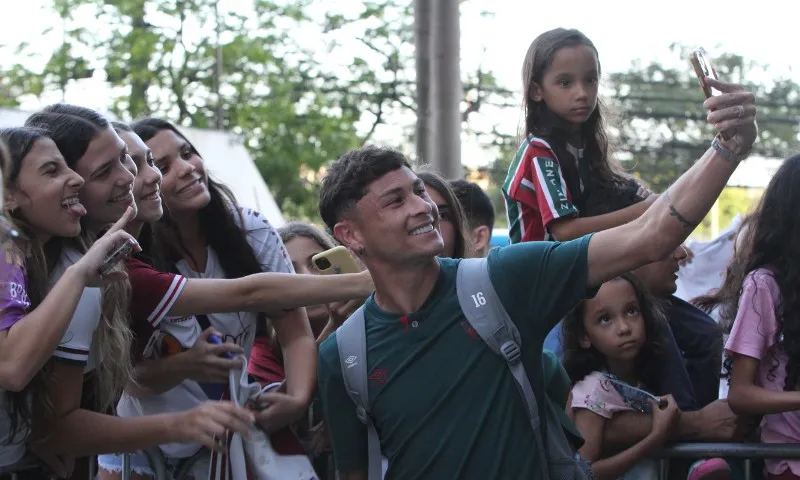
[704,77,758,155]
[690,399,757,441]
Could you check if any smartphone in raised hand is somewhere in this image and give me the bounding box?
[312,246,361,275]
[689,47,720,99]
[97,238,137,276]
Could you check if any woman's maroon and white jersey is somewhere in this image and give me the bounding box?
[118,207,294,459]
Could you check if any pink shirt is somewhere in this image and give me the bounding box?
[726,268,800,476]
[570,371,635,418]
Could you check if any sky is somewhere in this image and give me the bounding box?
[0,0,793,166]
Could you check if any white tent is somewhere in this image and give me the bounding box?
[0,108,285,226]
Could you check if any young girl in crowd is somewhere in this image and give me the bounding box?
[563,274,730,480]
[696,155,800,480]
[502,28,656,244]
[512,28,725,426]
[0,128,140,477]
[91,124,369,479]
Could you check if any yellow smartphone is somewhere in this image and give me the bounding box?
[689,48,720,98]
[312,246,361,275]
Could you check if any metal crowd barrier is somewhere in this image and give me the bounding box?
[655,443,800,480]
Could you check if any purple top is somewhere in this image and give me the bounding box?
[0,251,30,331]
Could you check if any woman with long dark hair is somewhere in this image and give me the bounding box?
[127,117,316,477]
[21,106,255,479]
[696,155,800,480]
[96,123,372,479]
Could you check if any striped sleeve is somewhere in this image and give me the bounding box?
[53,287,102,366]
[504,141,539,210]
[127,257,188,328]
[531,155,578,227]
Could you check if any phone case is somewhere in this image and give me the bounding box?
[312,246,361,275]
[601,375,661,414]
[98,239,136,276]
[689,48,718,99]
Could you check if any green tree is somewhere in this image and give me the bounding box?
[606,44,800,191]
[3,0,512,220]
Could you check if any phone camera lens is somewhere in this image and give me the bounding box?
[315,257,332,270]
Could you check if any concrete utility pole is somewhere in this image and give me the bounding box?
[429,0,463,179]
[413,0,432,166]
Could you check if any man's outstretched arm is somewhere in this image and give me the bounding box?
[586,77,757,288]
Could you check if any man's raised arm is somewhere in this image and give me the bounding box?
[587,77,757,288]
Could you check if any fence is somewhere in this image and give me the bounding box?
[4,442,800,479]
[656,443,800,480]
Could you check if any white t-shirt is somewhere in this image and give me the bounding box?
[117,208,294,459]
[50,248,103,371]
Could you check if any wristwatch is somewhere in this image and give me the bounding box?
[711,135,751,165]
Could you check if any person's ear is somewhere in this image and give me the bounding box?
[334,219,365,257]
[471,225,491,256]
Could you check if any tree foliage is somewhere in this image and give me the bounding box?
[606,44,800,191]
[483,45,800,234]
[1,0,512,221]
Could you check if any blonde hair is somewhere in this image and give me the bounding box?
[21,104,137,416]
[79,229,134,414]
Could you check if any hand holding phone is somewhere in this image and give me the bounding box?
[98,238,138,276]
[312,246,361,275]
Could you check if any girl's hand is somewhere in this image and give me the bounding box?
[182,328,244,383]
[252,391,309,433]
[649,394,681,441]
[74,206,140,285]
[309,421,331,457]
[703,78,758,155]
[328,297,364,328]
[172,401,255,452]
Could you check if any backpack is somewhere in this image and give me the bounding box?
[335,257,594,480]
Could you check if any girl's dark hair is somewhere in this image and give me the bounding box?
[416,169,472,259]
[695,154,800,389]
[0,127,64,441]
[20,105,135,422]
[562,274,669,392]
[131,118,270,332]
[25,104,110,170]
[521,28,630,211]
